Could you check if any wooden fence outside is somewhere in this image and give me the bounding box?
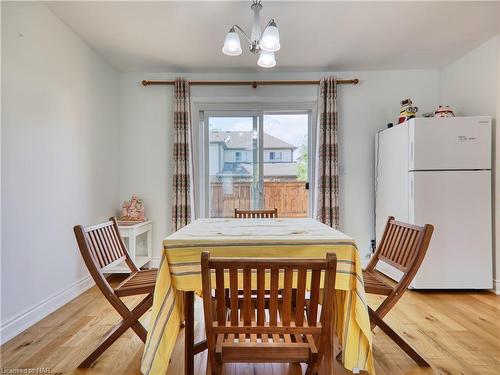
[210,181,308,218]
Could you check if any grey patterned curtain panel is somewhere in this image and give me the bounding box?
[171,78,194,231]
[315,76,340,229]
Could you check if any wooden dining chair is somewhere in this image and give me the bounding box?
[201,251,337,375]
[73,217,157,368]
[234,208,278,218]
[363,216,434,366]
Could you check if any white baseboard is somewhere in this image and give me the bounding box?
[149,256,162,269]
[0,275,95,345]
[493,279,500,295]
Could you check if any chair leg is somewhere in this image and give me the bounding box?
[206,358,222,375]
[320,334,334,375]
[79,293,153,367]
[130,321,148,342]
[79,317,133,368]
[369,307,430,367]
[128,294,154,342]
[215,361,223,375]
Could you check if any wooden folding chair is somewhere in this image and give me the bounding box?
[73,217,157,368]
[201,252,337,375]
[234,208,278,218]
[363,216,434,366]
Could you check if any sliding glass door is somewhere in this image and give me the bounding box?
[263,113,309,218]
[205,113,260,218]
[203,110,311,218]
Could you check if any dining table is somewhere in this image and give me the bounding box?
[140,218,374,375]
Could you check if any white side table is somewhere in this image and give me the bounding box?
[106,220,153,273]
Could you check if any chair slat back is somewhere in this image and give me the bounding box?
[372,216,434,273]
[201,253,337,350]
[74,218,137,273]
[234,208,278,218]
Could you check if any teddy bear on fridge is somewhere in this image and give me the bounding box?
[434,105,455,117]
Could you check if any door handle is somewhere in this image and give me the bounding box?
[305,182,310,190]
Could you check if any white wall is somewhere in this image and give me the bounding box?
[118,75,172,265]
[118,70,439,263]
[440,36,498,116]
[1,2,120,342]
[440,34,500,292]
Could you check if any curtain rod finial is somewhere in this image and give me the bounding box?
[142,80,150,86]
[353,79,359,84]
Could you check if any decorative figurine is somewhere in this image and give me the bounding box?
[397,98,419,124]
[120,195,146,222]
[434,105,455,117]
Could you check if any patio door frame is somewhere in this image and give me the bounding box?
[202,110,263,216]
[193,101,317,219]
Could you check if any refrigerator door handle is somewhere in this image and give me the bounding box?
[410,179,414,199]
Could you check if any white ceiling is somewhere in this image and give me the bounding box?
[45,1,500,73]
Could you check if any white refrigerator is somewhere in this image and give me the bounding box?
[375,116,492,289]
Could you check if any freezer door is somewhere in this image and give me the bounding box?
[409,117,492,170]
[409,170,492,289]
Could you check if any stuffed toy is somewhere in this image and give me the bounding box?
[120,195,146,222]
[434,105,455,117]
[398,98,419,124]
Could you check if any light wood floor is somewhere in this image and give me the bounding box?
[1,276,499,375]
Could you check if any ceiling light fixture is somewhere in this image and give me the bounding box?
[222,0,280,68]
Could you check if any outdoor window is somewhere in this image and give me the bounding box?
[269,151,283,161]
[201,110,312,218]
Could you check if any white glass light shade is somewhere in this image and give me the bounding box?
[222,29,242,56]
[260,22,280,52]
[257,51,276,68]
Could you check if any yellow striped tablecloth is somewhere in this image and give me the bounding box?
[141,218,374,375]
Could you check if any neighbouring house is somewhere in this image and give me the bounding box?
[209,131,299,181]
